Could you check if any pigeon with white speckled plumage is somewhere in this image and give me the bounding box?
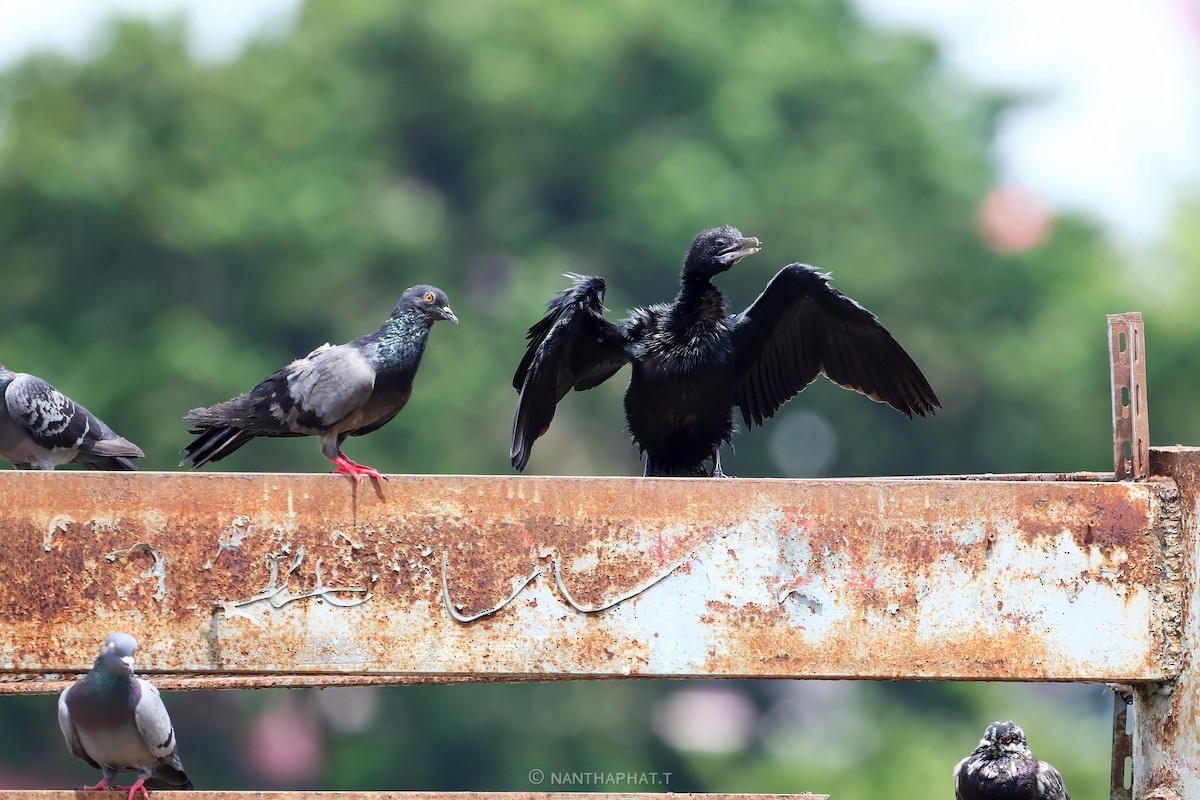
[0,364,143,470]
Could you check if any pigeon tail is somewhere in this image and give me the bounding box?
[146,763,192,790]
[85,435,145,459]
[181,425,254,467]
[74,452,140,471]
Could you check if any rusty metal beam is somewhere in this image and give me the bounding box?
[1,794,829,800]
[0,470,1179,689]
[1109,312,1150,480]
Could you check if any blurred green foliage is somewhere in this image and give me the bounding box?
[1,0,1195,796]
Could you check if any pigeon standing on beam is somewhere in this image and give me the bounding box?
[58,632,193,800]
[182,285,458,483]
[0,364,144,470]
[511,226,939,476]
[953,720,1070,800]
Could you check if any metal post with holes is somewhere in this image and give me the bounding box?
[1110,313,1150,480]
[1111,691,1132,800]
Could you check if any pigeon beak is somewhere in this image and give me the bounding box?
[121,655,135,673]
[714,236,762,265]
[441,306,459,325]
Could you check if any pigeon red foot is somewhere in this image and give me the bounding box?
[329,454,386,483]
[124,776,151,800]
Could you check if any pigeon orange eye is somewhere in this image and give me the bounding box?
[423,292,435,303]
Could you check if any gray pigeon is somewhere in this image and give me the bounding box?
[0,364,144,470]
[181,284,458,482]
[58,632,192,799]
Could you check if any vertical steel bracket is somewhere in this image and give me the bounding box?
[1109,313,1149,480]
[1111,688,1133,800]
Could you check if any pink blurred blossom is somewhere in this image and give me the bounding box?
[244,698,323,786]
[977,185,1053,253]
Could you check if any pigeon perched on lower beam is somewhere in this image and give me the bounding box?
[0,364,144,470]
[954,720,1070,800]
[59,632,192,800]
[182,285,458,482]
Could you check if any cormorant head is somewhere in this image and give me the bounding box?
[399,285,459,324]
[683,226,761,277]
[978,721,1031,756]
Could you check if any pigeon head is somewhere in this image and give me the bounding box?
[95,632,138,675]
[682,226,761,278]
[0,364,12,388]
[980,720,1030,755]
[398,285,459,325]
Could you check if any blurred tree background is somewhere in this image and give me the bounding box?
[0,0,1195,796]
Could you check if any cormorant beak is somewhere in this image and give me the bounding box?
[714,236,762,265]
[440,306,460,324]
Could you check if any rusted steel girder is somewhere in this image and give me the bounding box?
[0,470,1180,689]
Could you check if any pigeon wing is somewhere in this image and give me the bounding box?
[511,275,630,471]
[133,680,187,773]
[951,756,967,800]
[280,344,377,431]
[57,685,101,770]
[1036,760,1069,800]
[187,344,378,436]
[729,263,941,428]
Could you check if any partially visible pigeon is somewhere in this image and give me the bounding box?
[182,284,458,482]
[58,632,192,800]
[0,364,144,470]
[954,720,1070,800]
